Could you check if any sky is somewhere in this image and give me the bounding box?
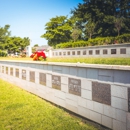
[0,0,83,47]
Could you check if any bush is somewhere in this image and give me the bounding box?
[0,50,7,57]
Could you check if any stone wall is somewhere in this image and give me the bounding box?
[0,60,130,130]
[49,43,130,58]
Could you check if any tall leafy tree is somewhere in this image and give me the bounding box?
[41,16,73,47]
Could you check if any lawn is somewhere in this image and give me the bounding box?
[0,57,130,66]
[0,79,98,130]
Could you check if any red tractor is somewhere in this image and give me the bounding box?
[30,50,47,61]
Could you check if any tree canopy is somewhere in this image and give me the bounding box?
[41,0,130,47]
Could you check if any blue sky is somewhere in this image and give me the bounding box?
[0,0,83,47]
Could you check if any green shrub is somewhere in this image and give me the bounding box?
[0,50,7,57]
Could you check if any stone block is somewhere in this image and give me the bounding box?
[101,115,112,129]
[61,84,68,93]
[116,109,127,123]
[103,105,116,119]
[113,119,126,130]
[78,97,87,108]
[62,66,70,75]
[46,73,52,81]
[66,93,78,101]
[55,91,66,100]
[46,80,52,88]
[78,106,90,119]
[70,67,77,76]
[111,84,127,99]
[61,76,68,85]
[90,110,101,124]
[86,100,94,110]
[78,68,87,78]
[81,89,92,100]
[93,102,103,114]
[112,96,128,111]
[127,113,130,129]
[81,79,92,90]
[87,68,98,80]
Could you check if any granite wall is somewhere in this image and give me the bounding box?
[0,60,130,130]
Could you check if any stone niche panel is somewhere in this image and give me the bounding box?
[39,73,46,86]
[15,68,19,78]
[52,75,61,90]
[22,69,26,80]
[10,67,13,76]
[68,78,81,96]
[128,88,130,112]
[30,71,35,83]
[6,67,8,74]
[92,82,111,105]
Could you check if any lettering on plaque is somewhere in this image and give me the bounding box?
[39,73,46,86]
[16,68,19,78]
[2,66,4,73]
[92,82,111,105]
[30,71,35,82]
[10,68,13,76]
[52,75,61,90]
[68,78,81,96]
[128,88,130,112]
[6,67,8,74]
[22,69,26,80]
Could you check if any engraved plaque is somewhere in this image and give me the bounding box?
[128,88,130,112]
[72,51,75,55]
[89,50,93,55]
[16,68,19,78]
[39,73,46,86]
[2,66,4,73]
[6,67,8,74]
[83,50,86,55]
[103,49,107,54]
[120,48,126,54]
[77,51,80,55]
[96,50,100,55]
[30,71,35,82]
[10,68,13,76]
[68,51,70,55]
[52,75,61,90]
[68,78,81,96]
[22,69,26,80]
[92,82,111,105]
[111,49,116,54]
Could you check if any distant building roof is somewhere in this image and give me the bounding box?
[36,45,51,51]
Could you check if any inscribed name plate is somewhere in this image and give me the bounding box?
[16,68,19,78]
[68,78,81,96]
[10,68,13,76]
[30,71,35,82]
[52,75,61,90]
[92,82,111,105]
[39,73,46,86]
[128,88,130,112]
[22,69,26,80]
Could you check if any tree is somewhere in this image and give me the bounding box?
[41,16,73,47]
[71,26,81,42]
[0,25,10,50]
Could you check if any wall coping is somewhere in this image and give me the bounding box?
[0,60,130,71]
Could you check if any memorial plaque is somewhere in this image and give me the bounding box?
[77,51,80,55]
[52,75,61,90]
[89,50,93,55]
[128,88,130,112]
[72,51,75,55]
[10,67,13,76]
[68,51,70,55]
[92,82,111,105]
[30,71,35,82]
[2,66,4,73]
[6,67,8,74]
[83,50,86,55]
[15,68,19,78]
[22,69,26,80]
[96,50,100,55]
[103,49,107,54]
[111,49,116,54]
[120,48,126,54]
[68,78,81,96]
[39,73,46,86]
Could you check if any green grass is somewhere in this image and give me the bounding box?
[0,57,130,65]
[0,79,98,130]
